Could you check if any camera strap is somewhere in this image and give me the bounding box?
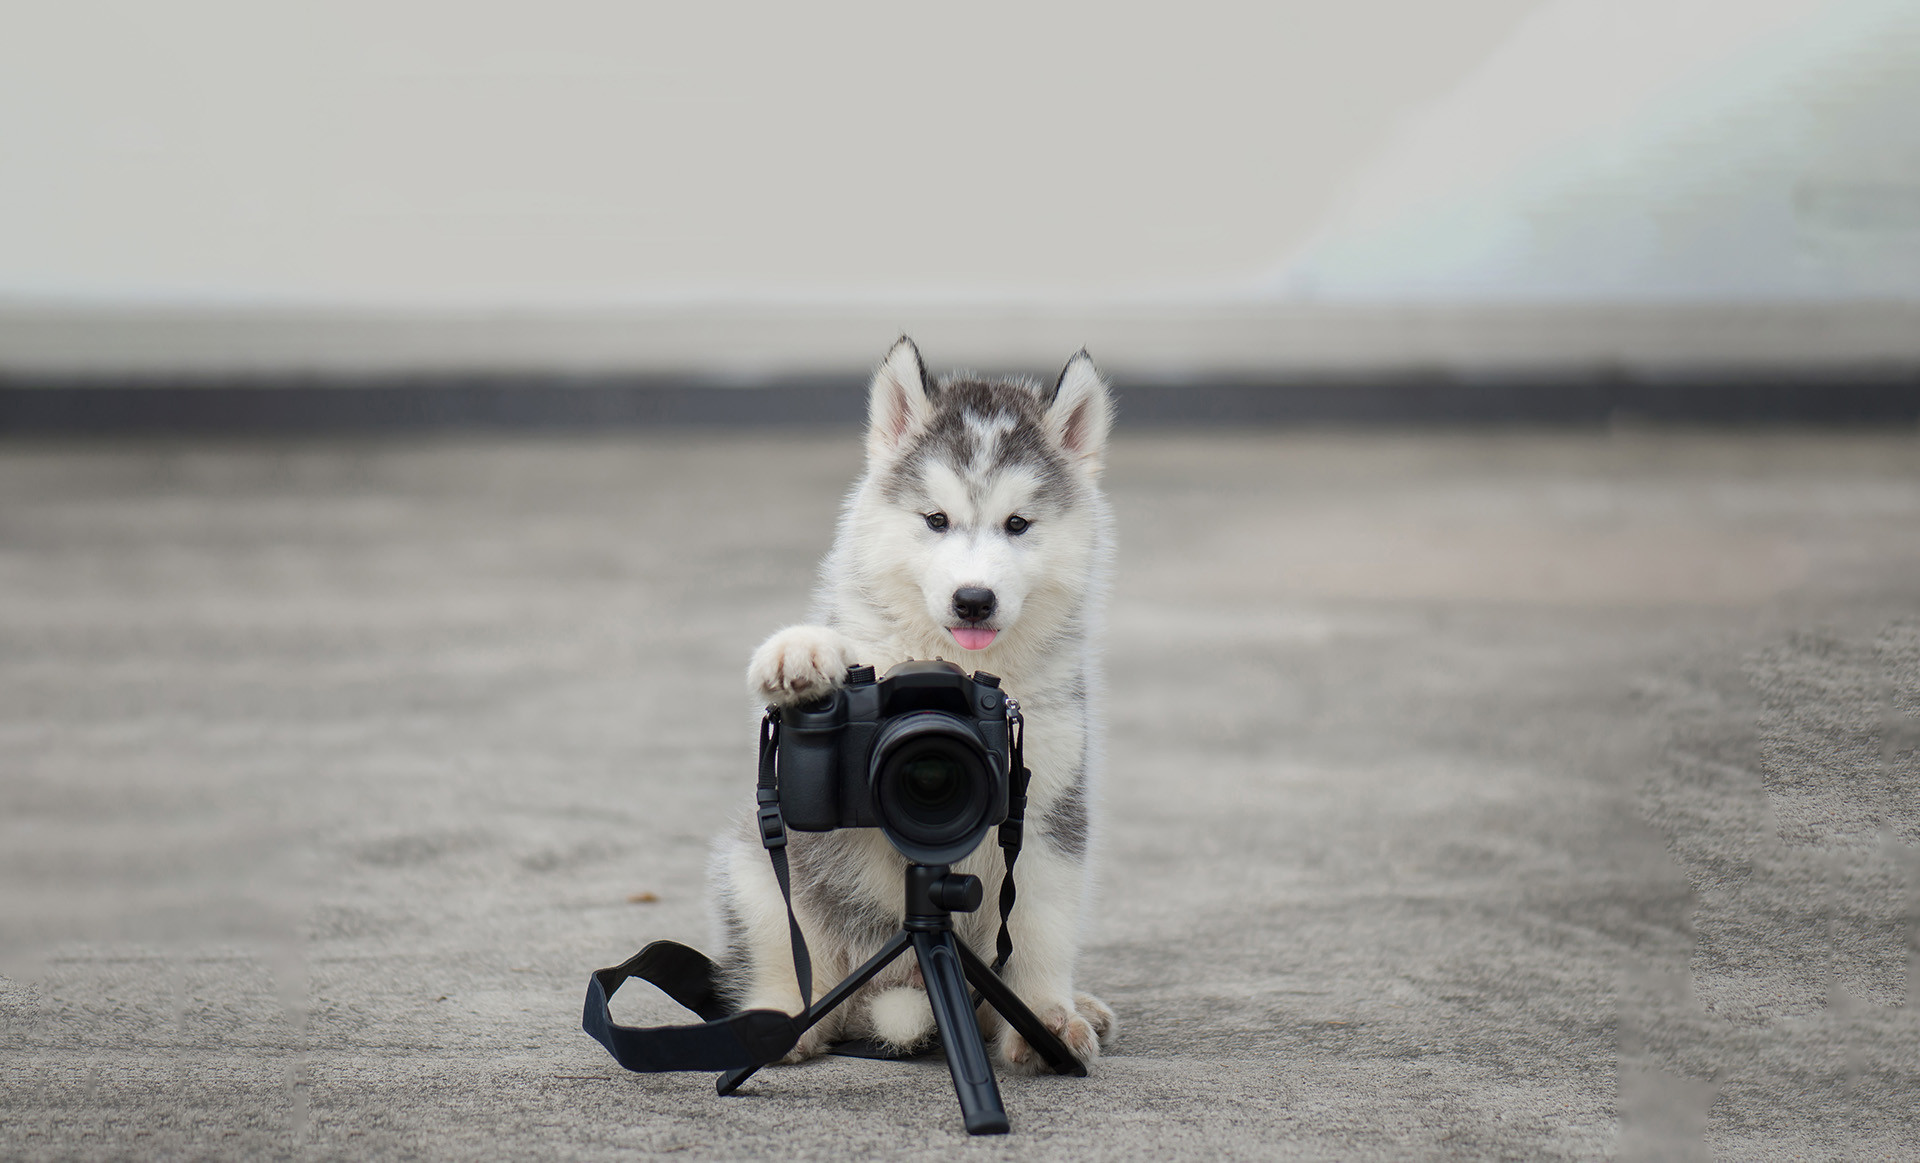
[584,702,1030,1072]
[581,941,804,1071]
[753,711,814,1009]
[993,698,1030,974]
[580,713,814,1073]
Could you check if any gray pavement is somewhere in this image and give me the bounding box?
[3,428,1919,1161]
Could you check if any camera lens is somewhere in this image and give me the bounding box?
[896,754,964,821]
[867,713,1003,865]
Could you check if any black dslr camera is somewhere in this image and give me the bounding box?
[772,660,1012,864]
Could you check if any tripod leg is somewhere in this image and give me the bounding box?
[912,930,1010,1135]
[956,940,1088,1078]
[716,929,913,1096]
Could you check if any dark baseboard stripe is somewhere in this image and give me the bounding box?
[0,377,868,433]
[2,370,1918,433]
[1119,372,1920,425]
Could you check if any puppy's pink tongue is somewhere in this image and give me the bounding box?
[950,627,998,651]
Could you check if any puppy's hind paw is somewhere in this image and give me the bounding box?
[748,625,858,708]
[1075,991,1118,1050]
[996,1000,1102,1076]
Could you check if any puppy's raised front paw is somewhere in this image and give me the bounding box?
[996,996,1104,1075]
[749,625,857,707]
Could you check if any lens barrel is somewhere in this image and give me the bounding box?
[867,712,999,864]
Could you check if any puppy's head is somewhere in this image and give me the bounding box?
[856,336,1112,657]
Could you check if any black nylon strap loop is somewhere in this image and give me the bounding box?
[581,940,803,1072]
[994,700,1030,974]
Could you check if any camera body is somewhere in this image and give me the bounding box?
[774,660,1012,865]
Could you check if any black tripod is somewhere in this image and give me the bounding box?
[716,862,1086,1135]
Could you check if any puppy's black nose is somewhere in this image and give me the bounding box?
[952,587,997,624]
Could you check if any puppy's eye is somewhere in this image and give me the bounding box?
[1004,515,1030,535]
[925,512,949,532]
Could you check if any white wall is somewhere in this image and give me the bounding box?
[0,1,1537,306]
[2,0,1915,374]
[1277,0,1920,302]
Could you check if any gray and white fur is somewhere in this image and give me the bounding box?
[709,337,1118,1071]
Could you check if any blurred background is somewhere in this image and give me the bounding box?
[5,3,1920,1159]
[2,0,1916,406]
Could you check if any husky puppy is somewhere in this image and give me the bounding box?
[710,337,1117,1071]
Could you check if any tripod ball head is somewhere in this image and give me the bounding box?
[931,872,984,913]
[904,865,985,928]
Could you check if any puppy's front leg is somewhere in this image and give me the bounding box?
[991,838,1117,1073]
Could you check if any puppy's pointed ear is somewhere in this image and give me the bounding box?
[1045,349,1113,473]
[867,336,935,462]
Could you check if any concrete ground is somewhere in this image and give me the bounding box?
[3,428,1918,1161]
